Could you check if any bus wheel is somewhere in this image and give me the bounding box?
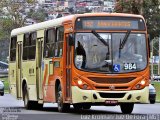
[35,103,43,110]
[73,104,91,110]
[83,104,91,109]
[73,104,83,110]
[23,84,34,110]
[150,100,155,104]
[57,85,70,112]
[120,103,134,114]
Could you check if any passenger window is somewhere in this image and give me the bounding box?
[28,32,36,60]
[44,28,56,58]
[10,36,17,61]
[57,27,64,41]
[55,27,64,57]
[23,32,36,60]
[23,34,29,60]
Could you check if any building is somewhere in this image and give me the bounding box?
[103,0,115,12]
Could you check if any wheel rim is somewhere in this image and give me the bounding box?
[24,90,28,107]
[57,91,62,111]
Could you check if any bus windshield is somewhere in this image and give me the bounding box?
[74,32,147,73]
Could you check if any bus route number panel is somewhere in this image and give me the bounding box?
[75,16,145,31]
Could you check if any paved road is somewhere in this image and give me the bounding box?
[0,94,160,120]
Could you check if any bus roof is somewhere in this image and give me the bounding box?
[11,15,75,36]
[11,13,144,36]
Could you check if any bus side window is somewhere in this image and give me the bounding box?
[23,33,30,60]
[55,27,64,57]
[28,32,36,60]
[44,28,56,58]
[10,36,17,61]
[23,32,36,60]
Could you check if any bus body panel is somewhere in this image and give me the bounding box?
[9,62,17,97]
[16,34,23,99]
[9,13,149,111]
[9,63,16,83]
[22,61,37,100]
[71,86,149,104]
[36,29,45,100]
[43,58,55,102]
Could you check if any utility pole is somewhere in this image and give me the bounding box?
[158,36,160,75]
[151,39,153,78]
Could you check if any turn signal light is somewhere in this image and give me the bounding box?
[74,79,91,90]
[77,80,83,85]
[132,79,147,90]
[140,80,146,85]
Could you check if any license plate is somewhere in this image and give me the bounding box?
[105,100,118,104]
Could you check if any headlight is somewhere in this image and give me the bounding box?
[74,78,92,90]
[132,79,148,90]
[77,80,83,85]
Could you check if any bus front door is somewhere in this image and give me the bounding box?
[36,34,43,101]
[16,41,22,99]
[65,34,72,101]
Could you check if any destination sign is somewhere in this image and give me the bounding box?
[75,17,145,30]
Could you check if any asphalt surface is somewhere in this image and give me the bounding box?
[0,94,160,120]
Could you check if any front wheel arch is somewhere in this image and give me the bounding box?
[55,79,60,102]
[57,83,70,112]
[22,80,27,100]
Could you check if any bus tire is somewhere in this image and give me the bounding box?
[35,103,43,110]
[120,103,134,114]
[57,85,70,112]
[83,104,91,109]
[73,104,91,110]
[150,100,155,104]
[23,84,34,110]
[73,104,83,110]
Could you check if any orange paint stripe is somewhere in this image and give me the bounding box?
[43,64,48,86]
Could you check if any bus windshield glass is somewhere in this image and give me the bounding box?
[74,32,147,73]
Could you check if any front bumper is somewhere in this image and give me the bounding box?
[72,86,149,104]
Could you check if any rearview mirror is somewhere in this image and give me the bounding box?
[68,34,74,46]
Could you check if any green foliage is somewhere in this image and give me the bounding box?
[31,9,46,22]
[115,0,143,14]
[152,81,160,102]
[27,9,34,18]
[1,18,13,34]
[143,0,160,39]
[0,0,36,62]
[115,0,160,39]
[26,0,36,4]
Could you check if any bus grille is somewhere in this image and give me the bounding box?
[88,77,136,84]
[99,92,126,98]
[95,86,129,90]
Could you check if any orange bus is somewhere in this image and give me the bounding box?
[9,13,149,114]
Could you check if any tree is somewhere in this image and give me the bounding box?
[115,0,160,39]
[0,0,36,62]
[0,0,36,29]
[31,9,46,22]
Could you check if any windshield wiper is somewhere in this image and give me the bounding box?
[91,30,108,46]
[91,30,110,61]
[119,30,131,58]
[119,30,131,49]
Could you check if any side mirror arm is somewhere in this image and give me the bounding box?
[68,34,74,46]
